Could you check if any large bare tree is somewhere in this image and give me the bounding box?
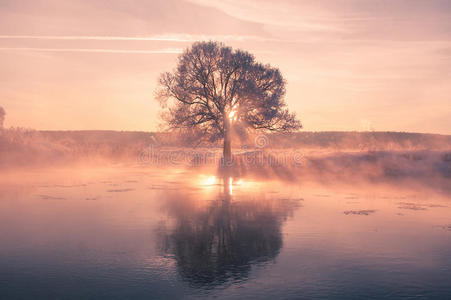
[157,41,301,163]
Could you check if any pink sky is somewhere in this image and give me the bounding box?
[0,0,450,134]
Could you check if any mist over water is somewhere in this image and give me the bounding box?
[1,128,450,299]
[1,163,451,299]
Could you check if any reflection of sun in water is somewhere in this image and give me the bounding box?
[198,174,263,200]
[202,175,218,186]
[199,175,256,195]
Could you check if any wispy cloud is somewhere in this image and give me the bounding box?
[0,34,277,42]
[0,47,183,54]
[185,0,348,33]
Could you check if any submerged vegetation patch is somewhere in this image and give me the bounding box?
[343,209,376,216]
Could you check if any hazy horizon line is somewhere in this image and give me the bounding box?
[4,128,449,136]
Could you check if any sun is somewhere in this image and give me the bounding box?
[228,105,238,122]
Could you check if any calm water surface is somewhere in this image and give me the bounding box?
[1,167,451,299]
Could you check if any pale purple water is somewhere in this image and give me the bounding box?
[1,167,451,299]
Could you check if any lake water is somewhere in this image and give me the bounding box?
[1,167,451,299]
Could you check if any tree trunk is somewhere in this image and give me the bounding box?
[223,116,232,165]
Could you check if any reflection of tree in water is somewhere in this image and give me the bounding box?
[157,177,301,288]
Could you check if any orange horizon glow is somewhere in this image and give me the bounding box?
[0,0,450,134]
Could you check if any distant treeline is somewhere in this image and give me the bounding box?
[0,128,450,167]
[30,129,451,149]
[270,131,451,151]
